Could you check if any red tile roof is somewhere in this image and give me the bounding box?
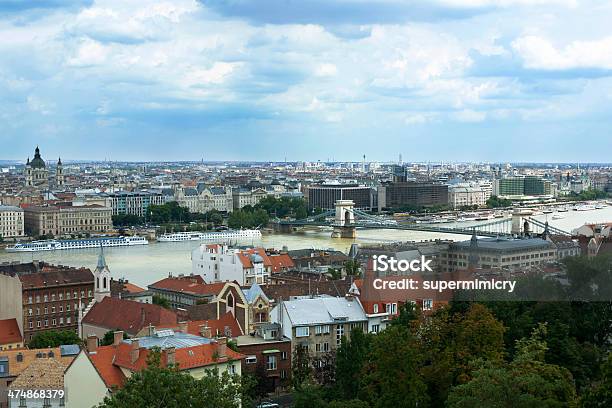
[18,268,94,289]
[186,312,243,338]
[82,297,177,336]
[236,248,272,269]
[122,282,145,294]
[269,254,295,272]
[103,341,244,373]
[87,346,126,389]
[0,318,22,345]
[149,276,226,297]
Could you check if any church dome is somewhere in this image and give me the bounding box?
[30,147,46,169]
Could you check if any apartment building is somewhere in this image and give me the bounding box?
[102,190,166,217]
[192,244,273,285]
[448,183,492,209]
[271,295,368,353]
[0,206,24,240]
[23,204,112,237]
[17,267,94,342]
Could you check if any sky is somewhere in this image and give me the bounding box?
[1,0,612,163]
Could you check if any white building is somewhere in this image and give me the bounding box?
[191,244,272,285]
[448,182,491,209]
[0,205,24,239]
[270,295,368,352]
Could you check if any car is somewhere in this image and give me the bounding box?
[256,402,280,408]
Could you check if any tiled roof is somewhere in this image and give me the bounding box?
[110,341,244,372]
[18,268,94,289]
[0,318,22,345]
[88,346,127,389]
[263,280,352,301]
[0,348,74,378]
[236,248,272,269]
[187,312,243,338]
[82,297,177,336]
[149,276,225,297]
[9,358,66,389]
[269,254,295,272]
[123,282,146,293]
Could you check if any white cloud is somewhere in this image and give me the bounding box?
[452,109,487,122]
[67,39,110,66]
[315,63,338,77]
[512,35,612,70]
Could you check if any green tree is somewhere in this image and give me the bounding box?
[360,324,428,408]
[29,330,81,348]
[292,344,313,391]
[486,195,512,208]
[581,353,612,408]
[99,349,247,408]
[152,295,171,309]
[446,324,577,408]
[335,329,372,400]
[344,260,361,277]
[100,329,128,346]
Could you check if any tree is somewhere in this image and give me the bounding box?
[335,329,372,400]
[29,329,81,348]
[581,353,612,408]
[486,195,512,208]
[292,344,313,391]
[344,260,361,277]
[99,349,247,408]
[152,295,171,309]
[100,329,128,346]
[446,324,577,408]
[360,324,428,408]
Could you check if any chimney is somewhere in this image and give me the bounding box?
[199,323,212,338]
[216,337,227,359]
[166,347,176,366]
[86,335,98,353]
[130,339,140,363]
[113,331,124,346]
[147,324,155,336]
[178,321,188,334]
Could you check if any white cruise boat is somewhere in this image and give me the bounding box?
[6,236,148,252]
[157,229,262,242]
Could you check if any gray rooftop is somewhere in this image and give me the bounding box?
[124,330,211,349]
[451,237,553,251]
[282,296,367,326]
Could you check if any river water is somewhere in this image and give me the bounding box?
[1,206,610,287]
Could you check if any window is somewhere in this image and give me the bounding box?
[267,355,277,370]
[29,321,33,329]
[323,342,330,352]
[296,327,309,337]
[281,351,288,360]
[245,356,257,364]
[423,299,433,311]
[315,325,323,335]
[28,308,32,316]
[315,343,321,352]
[336,325,344,346]
[228,364,237,375]
[371,324,380,333]
[373,304,379,314]
[28,296,32,304]
[280,370,287,379]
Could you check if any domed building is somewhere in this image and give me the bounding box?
[24,146,64,188]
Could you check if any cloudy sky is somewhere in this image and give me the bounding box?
[1,0,611,162]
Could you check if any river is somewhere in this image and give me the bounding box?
[1,205,610,287]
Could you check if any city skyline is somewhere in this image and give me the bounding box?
[2,0,612,161]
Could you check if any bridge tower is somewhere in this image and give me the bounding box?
[332,200,357,239]
[511,209,533,236]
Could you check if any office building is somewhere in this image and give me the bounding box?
[377,182,448,211]
[307,184,374,211]
[23,204,112,238]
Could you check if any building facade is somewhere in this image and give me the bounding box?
[23,205,112,237]
[307,184,374,211]
[377,182,448,211]
[18,267,95,342]
[103,190,166,217]
[0,206,24,240]
[271,296,368,353]
[192,244,273,285]
[448,183,491,209]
